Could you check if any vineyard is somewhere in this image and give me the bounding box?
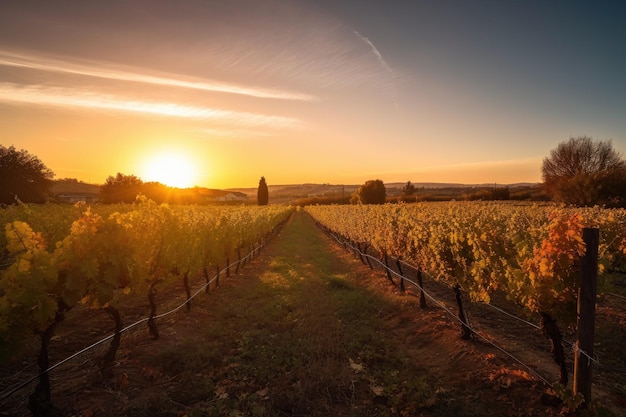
[1,200,626,416]
[305,202,626,410]
[0,199,294,415]
[305,202,626,311]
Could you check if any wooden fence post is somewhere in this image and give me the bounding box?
[417,268,427,309]
[573,227,599,404]
[453,284,472,340]
[396,259,406,293]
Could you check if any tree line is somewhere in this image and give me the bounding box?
[2,136,626,207]
[337,136,626,207]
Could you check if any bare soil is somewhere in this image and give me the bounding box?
[1,211,624,417]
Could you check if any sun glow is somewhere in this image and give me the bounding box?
[141,152,199,188]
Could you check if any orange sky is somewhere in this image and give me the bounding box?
[1,1,625,188]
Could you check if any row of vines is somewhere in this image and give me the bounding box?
[0,197,294,412]
[306,202,626,312]
[305,202,626,386]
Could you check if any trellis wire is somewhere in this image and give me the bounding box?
[329,231,557,387]
[0,241,263,402]
[352,236,601,366]
[607,292,626,301]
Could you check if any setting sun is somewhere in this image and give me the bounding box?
[140,152,199,188]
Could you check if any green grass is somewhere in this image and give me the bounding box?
[146,212,441,416]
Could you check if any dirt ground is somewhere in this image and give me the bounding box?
[1,212,624,417]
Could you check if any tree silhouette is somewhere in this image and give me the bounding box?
[402,181,417,197]
[100,173,144,203]
[352,179,386,204]
[542,136,626,207]
[0,145,54,204]
[257,176,269,205]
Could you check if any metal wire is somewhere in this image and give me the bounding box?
[0,242,263,402]
[361,238,602,366]
[330,233,555,387]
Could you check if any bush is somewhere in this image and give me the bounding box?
[352,179,386,204]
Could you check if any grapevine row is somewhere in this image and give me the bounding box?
[305,202,626,315]
[306,202,625,387]
[0,197,294,408]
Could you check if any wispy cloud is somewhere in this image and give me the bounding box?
[353,30,398,107]
[352,31,395,78]
[0,82,302,129]
[0,50,316,102]
[188,14,397,94]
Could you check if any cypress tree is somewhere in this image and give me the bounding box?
[257,176,269,205]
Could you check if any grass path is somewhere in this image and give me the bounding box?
[135,210,548,417]
[165,210,444,416]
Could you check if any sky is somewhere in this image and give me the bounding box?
[1,0,625,189]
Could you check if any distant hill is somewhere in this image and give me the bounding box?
[226,182,541,203]
[51,179,101,194]
[49,180,543,204]
[384,182,539,190]
[50,180,250,204]
[225,184,359,204]
[50,179,101,203]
